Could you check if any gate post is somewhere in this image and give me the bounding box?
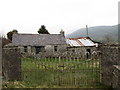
[100,44,119,86]
[2,46,21,80]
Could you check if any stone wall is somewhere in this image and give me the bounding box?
[100,44,120,86]
[0,38,2,89]
[38,44,67,57]
[19,45,67,58]
[19,45,100,59]
[2,47,21,80]
[19,46,33,55]
[112,65,120,89]
[67,46,99,59]
[38,45,99,59]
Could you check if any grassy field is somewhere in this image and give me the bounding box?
[2,57,112,88]
[21,57,101,87]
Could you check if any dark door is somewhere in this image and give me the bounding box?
[35,46,44,54]
[86,49,91,59]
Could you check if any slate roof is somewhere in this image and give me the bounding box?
[12,34,66,46]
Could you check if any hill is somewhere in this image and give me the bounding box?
[66,25,118,43]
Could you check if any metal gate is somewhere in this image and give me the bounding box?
[21,57,101,87]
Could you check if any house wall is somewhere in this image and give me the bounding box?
[44,44,67,57]
[18,46,24,53]
[19,45,67,57]
[31,46,36,55]
[19,45,98,59]
[18,46,35,56]
[45,45,53,53]
[27,46,31,54]
[42,45,98,58]
[67,46,98,59]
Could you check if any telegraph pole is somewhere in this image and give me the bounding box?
[86,25,88,37]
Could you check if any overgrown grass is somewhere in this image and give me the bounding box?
[2,57,111,88]
[20,57,101,87]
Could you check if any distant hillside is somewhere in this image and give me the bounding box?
[66,25,118,43]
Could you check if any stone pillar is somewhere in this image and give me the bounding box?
[2,47,21,80]
[100,44,119,86]
[0,38,2,89]
[112,65,120,89]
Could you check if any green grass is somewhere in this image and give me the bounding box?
[21,57,100,70]
[19,57,101,87]
[2,57,111,88]
[2,80,112,88]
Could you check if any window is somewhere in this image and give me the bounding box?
[72,49,75,53]
[24,46,27,52]
[54,46,58,52]
[87,49,91,53]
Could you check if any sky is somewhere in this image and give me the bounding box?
[0,0,119,37]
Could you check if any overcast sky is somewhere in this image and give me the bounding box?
[0,0,119,36]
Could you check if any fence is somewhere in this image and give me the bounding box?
[2,44,119,88]
[21,56,101,87]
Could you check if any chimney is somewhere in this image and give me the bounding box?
[12,29,18,34]
[60,29,65,37]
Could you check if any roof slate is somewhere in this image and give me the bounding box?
[12,34,66,46]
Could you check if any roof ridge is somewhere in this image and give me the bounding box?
[16,33,61,35]
[67,37,89,39]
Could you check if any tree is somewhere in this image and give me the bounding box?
[0,35,11,48]
[38,25,50,34]
[7,29,18,40]
[2,37,11,47]
[7,31,13,40]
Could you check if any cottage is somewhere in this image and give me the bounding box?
[66,37,98,59]
[11,30,67,57]
[5,29,99,59]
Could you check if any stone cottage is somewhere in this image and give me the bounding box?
[11,30,67,57]
[66,37,99,59]
[5,30,99,59]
